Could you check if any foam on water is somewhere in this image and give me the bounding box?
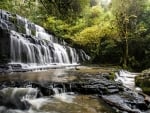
[53,92,75,103]
[0,86,76,113]
[24,98,51,110]
[0,87,59,113]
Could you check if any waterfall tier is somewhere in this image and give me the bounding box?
[0,9,90,70]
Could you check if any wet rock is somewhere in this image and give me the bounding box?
[0,27,11,65]
[0,91,30,110]
[32,82,55,96]
[102,94,142,113]
[0,74,149,113]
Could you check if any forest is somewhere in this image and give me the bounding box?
[0,0,150,71]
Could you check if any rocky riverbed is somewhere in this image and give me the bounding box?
[0,67,149,113]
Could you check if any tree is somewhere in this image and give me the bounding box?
[112,0,144,68]
[39,0,90,21]
[0,0,47,25]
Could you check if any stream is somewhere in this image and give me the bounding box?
[115,70,140,90]
[0,67,116,113]
[0,66,150,113]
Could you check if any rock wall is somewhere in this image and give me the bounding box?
[0,27,10,64]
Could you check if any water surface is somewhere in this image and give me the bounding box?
[0,67,116,113]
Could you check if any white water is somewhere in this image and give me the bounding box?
[53,87,75,103]
[0,87,76,113]
[0,9,90,69]
[10,30,80,66]
[54,92,75,103]
[115,70,140,90]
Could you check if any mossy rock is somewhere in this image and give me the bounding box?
[31,30,36,36]
[17,26,26,34]
[9,15,17,24]
[135,71,150,95]
[108,72,116,80]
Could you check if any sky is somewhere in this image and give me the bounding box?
[100,0,111,6]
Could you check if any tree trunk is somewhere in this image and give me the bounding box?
[123,37,128,68]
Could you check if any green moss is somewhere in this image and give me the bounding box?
[108,72,116,80]
[142,87,150,95]
[9,16,17,24]
[17,26,26,34]
[31,30,36,36]
[135,74,150,95]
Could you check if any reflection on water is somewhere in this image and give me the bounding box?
[0,68,77,82]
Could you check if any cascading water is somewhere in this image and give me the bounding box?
[0,9,90,69]
[115,70,139,90]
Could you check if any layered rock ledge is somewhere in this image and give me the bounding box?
[0,73,149,113]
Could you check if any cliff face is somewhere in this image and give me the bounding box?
[0,27,10,64]
[0,9,28,64]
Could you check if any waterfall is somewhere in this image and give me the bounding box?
[52,87,75,103]
[115,70,139,89]
[0,9,90,69]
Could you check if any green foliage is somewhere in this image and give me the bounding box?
[109,72,116,80]
[44,17,70,37]
[111,0,149,69]
[94,37,122,64]
[0,0,150,71]
[74,25,101,45]
[40,0,90,21]
[0,0,47,25]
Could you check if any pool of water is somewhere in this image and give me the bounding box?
[0,68,77,82]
